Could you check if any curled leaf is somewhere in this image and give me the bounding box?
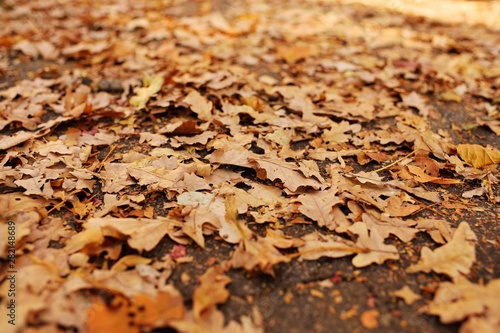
[130,75,164,110]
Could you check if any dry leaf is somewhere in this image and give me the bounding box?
[249,157,322,192]
[360,309,379,329]
[130,75,164,110]
[393,285,422,305]
[183,90,213,121]
[457,144,500,168]
[349,222,400,267]
[297,189,343,230]
[193,265,232,320]
[426,278,500,332]
[407,222,477,280]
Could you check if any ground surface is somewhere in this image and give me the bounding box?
[0,1,499,333]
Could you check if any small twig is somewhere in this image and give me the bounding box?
[96,144,116,172]
[47,189,83,214]
[413,200,446,217]
[373,151,415,173]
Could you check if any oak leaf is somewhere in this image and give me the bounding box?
[249,157,322,192]
[393,286,422,305]
[297,189,342,230]
[349,222,400,267]
[183,89,213,121]
[407,222,477,280]
[426,277,500,332]
[457,144,500,168]
[193,265,232,320]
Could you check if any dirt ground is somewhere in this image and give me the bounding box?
[0,1,499,333]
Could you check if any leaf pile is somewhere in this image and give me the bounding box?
[0,0,499,332]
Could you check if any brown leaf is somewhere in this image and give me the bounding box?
[297,189,342,229]
[183,90,213,121]
[193,265,232,320]
[249,157,322,192]
[457,144,500,168]
[407,222,477,280]
[393,286,422,305]
[426,277,500,331]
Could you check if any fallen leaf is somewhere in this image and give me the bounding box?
[193,265,232,320]
[360,309,379,329]
[457,144,500,168]
[407,222,477,280]
[130,75,164,110]
[393,285,422,305]
[426,277,500,331]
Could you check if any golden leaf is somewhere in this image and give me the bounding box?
[130,75,164,110]
[457,144,500,168]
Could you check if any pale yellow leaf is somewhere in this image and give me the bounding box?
[130,75,164,110]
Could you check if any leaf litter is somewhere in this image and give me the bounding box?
[0,0,499,332]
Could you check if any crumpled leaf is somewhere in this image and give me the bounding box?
[407,222,477,280]
[193,265,232,320]
[426,277,500,332]
[130,75,164,110]
[457,144,500,168]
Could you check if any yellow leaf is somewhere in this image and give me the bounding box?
[111,255,152,271]
[130,75,164,110]
[457,144,500,168]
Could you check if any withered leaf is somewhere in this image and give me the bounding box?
[249,157,322,192]
[193,265,232,320]
[457,144,500,168]
[130,75,164,110]
[407,222,477,280]
[426,277,500,331]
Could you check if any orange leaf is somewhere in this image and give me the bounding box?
[407,165,461,184]
[87,296,139,333]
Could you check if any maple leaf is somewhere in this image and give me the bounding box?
[193,265,232,320]
[456,144,500,168]
[407,222,477,280]
[130,75,164,110]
